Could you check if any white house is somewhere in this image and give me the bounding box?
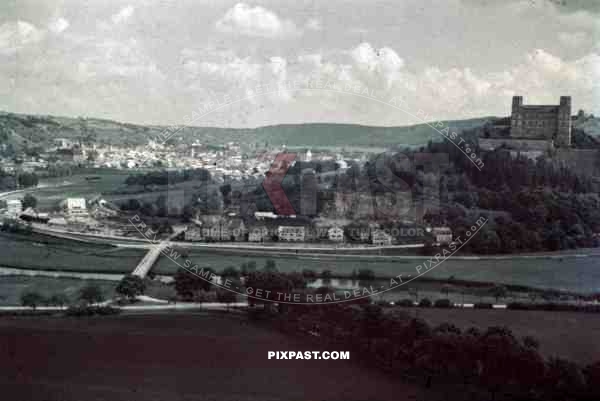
[432,227,453,245]
[255,211,278,220]
[66,198,88,216]
[371,229,392,246]
[327,226,344,242]
[6,199,22,216]
[184,227,204,242]
[277,226,305,242]
[248,226,270,242]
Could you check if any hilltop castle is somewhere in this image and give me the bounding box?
[510,96,571,146]
[480,96,572,152]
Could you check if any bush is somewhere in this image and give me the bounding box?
[418,298,432,307]
[20,291,45,310]
[522,335,540,350]
[397,299,415,307]
[116,274,146,300]
[507,302,532,310]
[474,302,493,309]
[79,284,105,306]
[46,293,69,307]
[506,302,600,313]
[434,299,453,308]
[0,310,55,317]
[301,269,317,279]
[65,306,120,317]
[433,322,462,335]
[357,269,375,280]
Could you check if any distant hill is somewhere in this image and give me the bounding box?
[0,110,494,150]
[2,110,599,151]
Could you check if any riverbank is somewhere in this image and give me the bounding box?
[2,230,600,293]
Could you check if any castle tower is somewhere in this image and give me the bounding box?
[556,96,571,147]
[510,96,523,137]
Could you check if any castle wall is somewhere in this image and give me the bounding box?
[479,138,553,151]
[509,96,571,146]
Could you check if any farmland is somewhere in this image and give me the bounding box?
[0,313,437,401]
[412,307,600,365]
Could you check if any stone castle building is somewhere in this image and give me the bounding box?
[509,96,571,146]
[480,96,572,153]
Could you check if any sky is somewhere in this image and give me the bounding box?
[0,0,598,127]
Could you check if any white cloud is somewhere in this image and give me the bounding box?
[199,57,261,83]
[350,43,405,73]
[111,5,135,24]
[349,43,405,88]
[305,18,322,31]
[48,18,70,34]
[215,3,298,38]
[558,31,588,47]
[0,20,44,55]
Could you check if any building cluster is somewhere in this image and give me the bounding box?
[2,136,360,187]
[181,210,452,246]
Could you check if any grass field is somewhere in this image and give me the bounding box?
[0,232,145,273]
[0,275,118,306]
[0,313,439,401]
[1,170,131,210]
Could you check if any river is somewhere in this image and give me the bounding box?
[1,233,599,293]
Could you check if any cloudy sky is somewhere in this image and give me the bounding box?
[0,0,598,127]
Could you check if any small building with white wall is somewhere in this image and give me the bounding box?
[327,226,344,242]
[371,229,392,246]
[66,198,88,216]
[432,226,453,245]
[277,226,305,242]
[6,199,22,216]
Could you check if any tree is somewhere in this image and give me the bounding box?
[440,284,452,299]
[47,293,69,307]
[301,269,317,279]
[409,287,420,303]
[219,183,232,206]
[522,335,540,350]
[87,149,99,162]
[245,271,294,307]
[17,172,38,188]
[21,291,45,310]
[544,358,586,400]
[125,198,141,211]
[240,261,257,275]
[116,274,146,301]
[489,284,507,303]
[419,298,432,307]
[264,259,277,272]
[357,269,375,280]
[79,284,104,306]
[22,193,37,209]
[174,267,215,300]
[216,288,238,311]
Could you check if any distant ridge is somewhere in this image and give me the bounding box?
[0,110,495,149]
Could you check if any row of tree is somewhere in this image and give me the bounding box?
[21,284,105,310]
[125,168,212,188]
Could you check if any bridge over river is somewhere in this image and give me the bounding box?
[131,227,187,278]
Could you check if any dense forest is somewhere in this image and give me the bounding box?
[422,138,600,253]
